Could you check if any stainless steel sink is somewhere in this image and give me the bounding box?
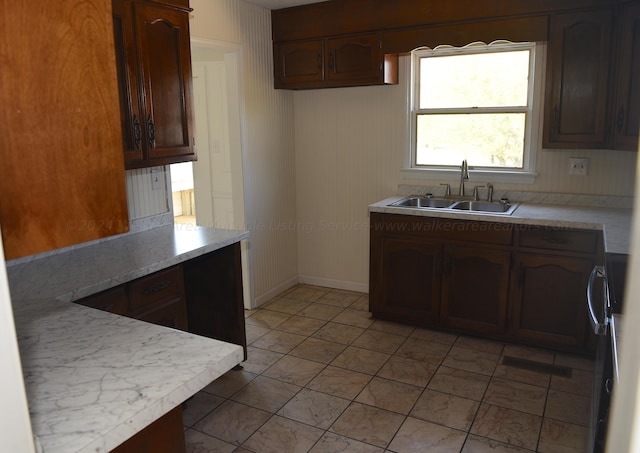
[449,200,519,215]
[391,197,454,209]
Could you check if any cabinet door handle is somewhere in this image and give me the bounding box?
[147,116,156,148]
[133,115,142,150]
[317,52,322,71]
[329,52,335,72]
[143,280,171,295]
[617,106,625,133]
[543,236,570,245]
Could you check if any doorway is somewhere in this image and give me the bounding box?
[171,39,252,306]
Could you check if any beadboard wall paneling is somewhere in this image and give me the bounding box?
[294,58,637,291]
[126,168,169,220]
[190,0,298,305]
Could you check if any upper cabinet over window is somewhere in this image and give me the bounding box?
[274,33,398,89]
[113,0,196,169]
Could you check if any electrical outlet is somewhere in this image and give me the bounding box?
[568,157,589,176]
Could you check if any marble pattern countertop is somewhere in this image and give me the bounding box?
[14,297,243,453]
[7,224,249,302]
[369,196,632,254]
[7,224,249,452]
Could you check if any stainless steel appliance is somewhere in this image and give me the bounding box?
[587,254,627,453]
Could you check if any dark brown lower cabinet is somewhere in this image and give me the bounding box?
[440,246,510,335]
[510,253,594,351]
[111,405,185,453]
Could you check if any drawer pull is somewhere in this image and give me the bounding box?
[543,236,570,245]
[143,280,171,295]
[100,303,115,312]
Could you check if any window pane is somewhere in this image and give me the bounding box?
[416,113,525,168]
[419,50,530,109]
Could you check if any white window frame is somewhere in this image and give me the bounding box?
[402,41,546,184]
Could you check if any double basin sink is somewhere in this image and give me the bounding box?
[390,196,519,215]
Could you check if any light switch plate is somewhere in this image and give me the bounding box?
[568,157,589,176]
[151,167,163,190]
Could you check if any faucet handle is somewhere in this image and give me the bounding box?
[486,183,494,202]
[439,183,451,197]
[472,186,484,201]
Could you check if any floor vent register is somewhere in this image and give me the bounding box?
[502,356,572,378]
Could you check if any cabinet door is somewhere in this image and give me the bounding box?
[440,246,510,335]
[113,0,144,163]
[543,10,613,148]
[133,2,195,164]
[510,253,593,352]
[612,2,640,150]
[326,34,381,84]
[371,236,442,325]
[274,40,324,89]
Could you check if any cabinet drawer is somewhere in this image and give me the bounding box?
[76,286,129,315]
[135,298,189,331]
[435,219,513,245]
[518,229,599,254]
[129,265,185,313]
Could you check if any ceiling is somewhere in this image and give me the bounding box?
[244,0,326,10]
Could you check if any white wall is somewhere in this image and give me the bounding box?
[294,57,638,291]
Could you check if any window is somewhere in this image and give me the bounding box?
[406,41,543,183]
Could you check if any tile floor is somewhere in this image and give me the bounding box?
[182,284,594,453]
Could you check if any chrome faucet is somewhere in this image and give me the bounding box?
[459,160,469,197]
[486,183,494,202]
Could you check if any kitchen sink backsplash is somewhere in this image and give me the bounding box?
[398,185,634,209]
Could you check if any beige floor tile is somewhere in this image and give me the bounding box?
[251,329,307,354]
[331,346,390,375]
[286,285,330,302]
[245,309,291,329]
[184,429,236,453]
[289,337,346,364]
[245,324,270,344]
[318,290,362,307]
[242,415,324,453]
[388,417,467,453]
[277,388,350,429]
[242,346,284,374]
[355,376,422,414]
[545,389,590,426]
[309,432,384,453]
[550,368,593,396]
[411,389,479,431]
[262,296,311,314]
[202,368,257,398]
[276,315,327,336]
[193,400,270,446]
[231,375,301,413]
[470,404,542,451]
[330,402,405,448]
[395,337,451,363]
[442,346,500,376]
[313,321,365,344]
[377,355,438,387]
[428,366,490,401]
[462,434,535,452]
[183,392,225,427]
[307,365,372,399]
[484,378,547,416]
[503,344,555,364]
[262,355,326,386]
[332,308,375,328]
[455,336,505,354]
[368,319,415,337]
[298,303,345,321]
[349,295,370,311]
[351,329,406,354]
[538,418,589,453]
[492,363,551,388]
[410,327,458,345]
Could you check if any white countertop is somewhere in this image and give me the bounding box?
[14,297,243,453]
[7,224,249,302]
[369,196,632,254]
[7,224,249,452]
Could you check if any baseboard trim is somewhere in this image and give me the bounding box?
[252,276,299,308]
[298,275,368,294]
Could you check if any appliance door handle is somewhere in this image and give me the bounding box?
[587,265,607,335]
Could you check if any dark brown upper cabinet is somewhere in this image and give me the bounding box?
[113,0,196,169]
[274,33,398,89]
[544,3,640,151]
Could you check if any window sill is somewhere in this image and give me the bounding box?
[400,167,537,184]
